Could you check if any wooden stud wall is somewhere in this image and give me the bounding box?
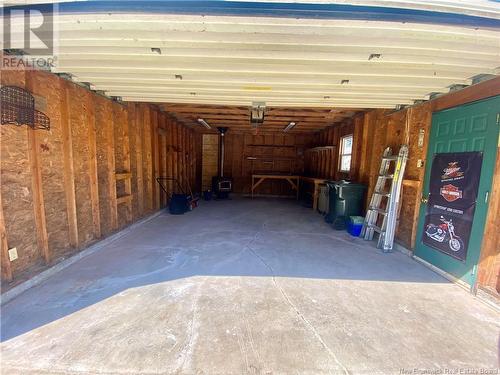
[0,69,198,288]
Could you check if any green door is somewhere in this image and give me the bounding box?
[415,95,499,287]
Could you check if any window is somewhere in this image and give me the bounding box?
[339,134,353,172]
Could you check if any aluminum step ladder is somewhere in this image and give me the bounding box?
[361,145,409,252]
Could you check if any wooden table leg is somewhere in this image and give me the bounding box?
[312,182,319,211]
[252,177,266,198]
[251,176,254,199]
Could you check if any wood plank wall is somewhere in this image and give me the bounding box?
[0,69,198,287]
[355,106,431,251]
[201,134,219,191]
[303,118,363,181]
[222,132,315,196]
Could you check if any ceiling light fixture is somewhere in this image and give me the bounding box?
[197,118,211,129]
[283,122,296,132]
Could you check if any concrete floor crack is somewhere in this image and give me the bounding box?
[176,277,204,375]
[246,244,351,375]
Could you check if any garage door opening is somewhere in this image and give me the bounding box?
[1,1,499,374]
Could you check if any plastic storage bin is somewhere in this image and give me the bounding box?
[317,184,330,215]
[169,194,190,215]
[325,180,367,229]
[347,216,364,237]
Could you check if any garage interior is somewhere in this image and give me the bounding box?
[1,1,500,374]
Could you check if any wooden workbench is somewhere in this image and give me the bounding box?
[250,174,329,210]
[251,174,300,199]
[300,177,329,211]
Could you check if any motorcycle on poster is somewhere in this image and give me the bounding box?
[422,152,482,261]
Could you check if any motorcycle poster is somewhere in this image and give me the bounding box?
[422,152,483,261]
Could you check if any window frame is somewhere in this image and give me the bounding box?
[338,134,353,173]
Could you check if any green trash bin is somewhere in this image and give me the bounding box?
[325,180,367,230]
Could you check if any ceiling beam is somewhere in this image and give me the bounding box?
[94,85,430,99]
[69,73,471,87]
[54,58,487,78]
[126,97,399,108]
[56,46,500,66]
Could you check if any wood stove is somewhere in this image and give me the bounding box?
[212,127,233,199]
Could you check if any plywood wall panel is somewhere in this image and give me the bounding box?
[134,104,145,217]
[28,71,70,259]
[202,134,219,192]
[0,70,40,277]
[95,96,115,236]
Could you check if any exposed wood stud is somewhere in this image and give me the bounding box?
[172,122,179,191]
[151,109,160,209]
[88,93,101,238]
[107,104,118,230]
[0,184,13,282]
[122,105,133,223]
[143,106,154,211]
[135,104,145,216]
[60,82,79,247]
[27,127,50,264]
[166,117,174,195]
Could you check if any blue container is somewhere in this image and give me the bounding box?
[203,190,213,201]
[169,194,190,215]
[347,216,364,237]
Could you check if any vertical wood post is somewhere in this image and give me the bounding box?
[0,184,13,282]
[25,71,50,264]
[87,94,101,238]
[143,106,153,211]
[135,105,144,216]
[172,122,179,192]
[123,106,132,222]
[107,103,118,230]
[166,117,174,194]
[27,128,50,264]
[151,109,160,209]
[60,82,79,247]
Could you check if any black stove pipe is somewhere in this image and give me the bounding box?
[217,127,228,177]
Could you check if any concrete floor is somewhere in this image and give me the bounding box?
[1,198,498,375]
